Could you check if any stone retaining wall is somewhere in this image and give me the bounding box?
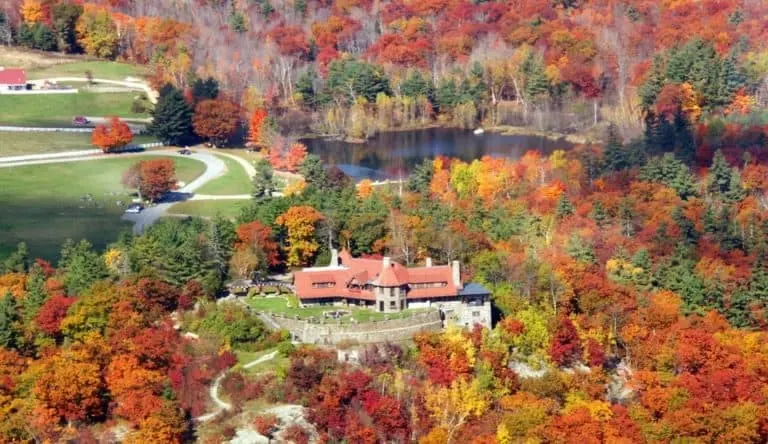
[260,311,443,345]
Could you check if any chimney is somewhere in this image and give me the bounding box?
[451,260,462,289]
[330,249,339,267]
[425,257,433,267]
[382,256,392,269]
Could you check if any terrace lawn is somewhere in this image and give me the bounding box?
[246,295,429,323]
[167,199,250,220]
[0,132,157,157]
[0,92,147,127]
[0,155,205,261]
[27,60,149,80]
[195,154,252,195]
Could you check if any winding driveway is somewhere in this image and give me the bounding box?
[28,77,158,104]
[121,151,227,234]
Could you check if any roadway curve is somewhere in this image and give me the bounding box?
[28,77,159,104]
[121,151,228,234]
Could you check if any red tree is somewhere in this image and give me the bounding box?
[549,315,583,367]
[138,159,176,202]
[92,117,133,153]
[192,98,240,146]
[36,295,76,336]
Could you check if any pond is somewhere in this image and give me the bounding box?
[301,127,576,180]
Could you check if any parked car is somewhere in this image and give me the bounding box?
[124,203,144,214]
[72,116,90,126]
[178,148,192,155]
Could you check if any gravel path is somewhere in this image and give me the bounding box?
[195,351,279,423]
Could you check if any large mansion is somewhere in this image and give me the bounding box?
[294,250,492,328]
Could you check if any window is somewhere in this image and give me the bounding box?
[312,282,335,288]
[472,311,480,317]
[390,301,397,308]
[411,282,448,289]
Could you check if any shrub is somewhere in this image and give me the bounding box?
[278,341,296,357]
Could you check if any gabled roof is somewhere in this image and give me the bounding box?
[0,68,26,85]
[375,262,409,286]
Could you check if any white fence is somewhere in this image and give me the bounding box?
[0,126,92,133]
[0,142,166,163]
[0,89,79,95]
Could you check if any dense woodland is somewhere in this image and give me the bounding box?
[1,0,766,139]
[2,0,768,442]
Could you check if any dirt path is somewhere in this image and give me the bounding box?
[195,351,278,422]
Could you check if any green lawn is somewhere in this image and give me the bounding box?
[27,60,148,80]
[0,92,147,127]
[0,155,205,261]
[167,199,250,219]
[0,132,158,157]
[246,295,429,323]
[195,155,252,195]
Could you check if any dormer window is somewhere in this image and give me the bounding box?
[312,282,336,288]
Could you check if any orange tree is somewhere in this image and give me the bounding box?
[192,98,240,146]
[92,116,133,153]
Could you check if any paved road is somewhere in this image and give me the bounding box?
[121,151,226,233]
[29,77,158,104]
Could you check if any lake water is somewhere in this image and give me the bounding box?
[301,128,575,180]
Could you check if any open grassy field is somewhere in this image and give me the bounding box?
[0,132,158,157]
[246,295,429,323]
[0,92,146,127]
[0,155,205,261]
[195,154,252,195]
[26,60,148,80]
[167,199,250,220]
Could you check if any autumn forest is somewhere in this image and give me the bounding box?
[1,0,768,442]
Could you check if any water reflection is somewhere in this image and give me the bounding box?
[301,128,574,180]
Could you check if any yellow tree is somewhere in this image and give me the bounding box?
[20,0,44,23]
[423,377,490,443]
[276,206,324,267]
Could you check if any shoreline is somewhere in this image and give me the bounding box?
[298,123,597,145]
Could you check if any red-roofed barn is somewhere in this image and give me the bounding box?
[0,67,26,91]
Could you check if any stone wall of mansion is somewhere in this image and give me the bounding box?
[255,298,492,345]
[259,310,444,345]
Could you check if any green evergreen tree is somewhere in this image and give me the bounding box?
[435,78,458,112]
[296,69,317,108]
[63,240,109,295]
[718,52,746,105]
[566,235,596,264]
[31,23,57,51]
[707,150,734,195]
[602,124,628,172]
[3,242,30,273]
[252,159,275,200]
[401,71,434,101]
[522,53,549,101]
[672,207,699,246]
[22,264,48,322]
[0,293,18,349]
[672,109,695,165]
[631,248,654,290]
[149,85,194,146]
[407,159,434,194]
[229,7,247,33]
[590,200,608,226]
[325,59,390,104]
[703,205,717,233]
[295,0,307,14]
[664,45,693,83]
[51,2,83,53]
[618,200,635,237]
[209,215,235,279]
[639,153,698,199]
[192,77,219,100]
[299,154,328,188]
[555,194,575,219]
[639,55,665,109]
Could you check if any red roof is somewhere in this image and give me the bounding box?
[0,68,26,85]
[294,252,460,301]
